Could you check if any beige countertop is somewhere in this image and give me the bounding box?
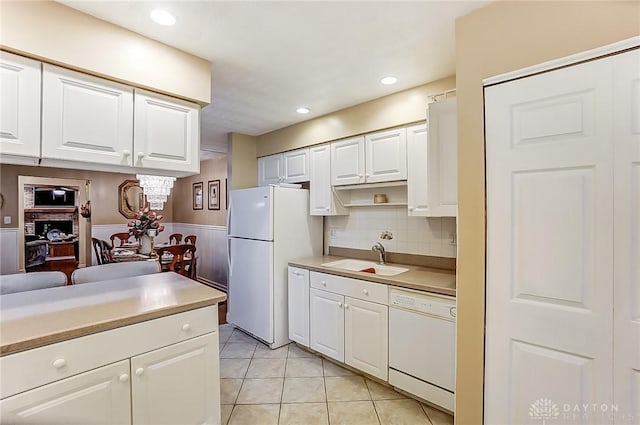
[0,273,226,356]
[289,256,456,296]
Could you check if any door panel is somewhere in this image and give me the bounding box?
[344,297,388,381]
[284,149,309,183]
[331,136,365,185]
[258,154,283,186]
[310,288,344,361]
[613,49,640,423]
[288,267,310,346]
[485,54,614,424]
[406,124,429,216]
[365,128,407,183]
[228,238,273,342]
[0,360,131,424]
[131,333,220,425]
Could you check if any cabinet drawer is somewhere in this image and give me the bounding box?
[0,305,217,399]
[310,271,387,305]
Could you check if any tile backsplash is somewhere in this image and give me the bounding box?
[326,206,457,258]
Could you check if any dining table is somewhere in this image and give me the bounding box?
[111,243,197,275]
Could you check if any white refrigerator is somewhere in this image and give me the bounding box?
[227,186,322,348]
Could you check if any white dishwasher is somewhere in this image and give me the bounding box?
[388,287,456,413]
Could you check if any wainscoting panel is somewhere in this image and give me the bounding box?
[0,228,20,275]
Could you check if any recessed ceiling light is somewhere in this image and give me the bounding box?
[296,107,310,114]
[381,76,398,85]
[150,9,176,26]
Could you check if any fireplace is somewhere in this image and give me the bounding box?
[34,220,74,238]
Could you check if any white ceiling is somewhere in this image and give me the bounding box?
[60,1,490,157]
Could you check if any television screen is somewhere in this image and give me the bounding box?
[34,189,76,207]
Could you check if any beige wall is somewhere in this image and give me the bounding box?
[0,1,211,104]
[173,157,228,226]
[0,164,172,228]
[454,2,640,424]
[256,76,456,157]
[228,133,258,190]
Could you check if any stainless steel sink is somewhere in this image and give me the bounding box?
[321,259,409,276]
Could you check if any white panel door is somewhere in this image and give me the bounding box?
[228,237,274,343]
[485,56,614,424]
[331,136,365,185]
[131,333,220,425]
[0,52,40,163]
[365,128,407,183]
[0,360,131,424]
[310,288,344,362]
[288,266,310,346]
[309,144,347,216]
[613,49,640,423]
[41,64,133,166]
[344,297,388,381]
[133,88,199,174]
[284,148,310,183]
[406,123,429,216]
[427,98,458,217]
[258,154,284,186]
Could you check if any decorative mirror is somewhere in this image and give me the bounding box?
[118,180,148,218]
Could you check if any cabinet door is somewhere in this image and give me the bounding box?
[0,52,41,163]
[0,360,131,424]
[283,148,310,183]
[288,267,310,346]
[131,332,220,425]
[344,297,388,381]
[258,154,284,186]
[41,64,134,166]
[406,123,429,216]
[310,288,344,362]
[331,136,365,185]
[134,89,200,174]
[309,144,347,216]
[365,128,407,183]
[427,98,457,217]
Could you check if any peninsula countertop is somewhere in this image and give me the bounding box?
[0,273,226,356]
[289,256,456,296]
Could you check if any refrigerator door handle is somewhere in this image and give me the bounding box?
[227,201,232,276]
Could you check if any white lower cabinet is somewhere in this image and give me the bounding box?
[131,333,220,425]
[0,360,131,424]
[308,271,388,381]
[0,306,221,425]
[288,267,310,346]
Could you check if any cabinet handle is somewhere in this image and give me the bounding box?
[321,281,327,286]
[338,301,343,308]
[123,149,131,156]
[52,358,66,369]
[358,174,364,178]
[344,303,349,309]
[450,307,457,318]
[324,207,330,211]
[119,374,129,383]
[408,206,415,211]
[363,289,369,295]
[182,323,191,332]
[135,367,145,376]
[137,152,145,159]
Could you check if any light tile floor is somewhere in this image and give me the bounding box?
[219,324,454,425]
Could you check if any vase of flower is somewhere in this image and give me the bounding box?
[128,207,164,256]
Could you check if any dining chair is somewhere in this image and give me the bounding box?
[168,233,183,245]
[71,261,161,284]
[91,237,113,265]
[156,244,197,279]
[110,232,134,247]
[0,271,67,295]
[184,235,197,245]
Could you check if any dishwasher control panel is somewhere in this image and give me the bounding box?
[390,288,456,320]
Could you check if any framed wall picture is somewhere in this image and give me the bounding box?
[225,178,228,210]
[208,180,220,210]
[193,182,203,210]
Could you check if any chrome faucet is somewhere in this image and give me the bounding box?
[372,242,386,265]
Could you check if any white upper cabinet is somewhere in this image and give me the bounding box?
[283,148,309,183]
[258,148,310,186]
[427,98,458,217]
[309,144,347,216]
[258,153,284,186]
[41,64,134,167]
[331,136,365,185]
[0,52,41,164]
[133,89,200,174]
[407,123,429,216]
[365,128,407,183]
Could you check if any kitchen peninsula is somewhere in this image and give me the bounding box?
[0,273,226,424]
